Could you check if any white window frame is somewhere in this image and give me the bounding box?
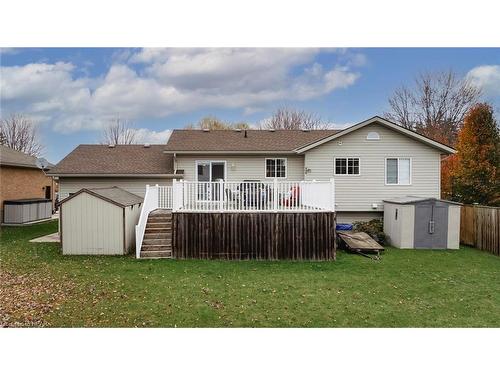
[385,157,412,185]
[366,131,380,141]
[334,157,361,176]
[264,158,287,179]
[195,160,227,182]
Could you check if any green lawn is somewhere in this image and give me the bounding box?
[1,220,499,327]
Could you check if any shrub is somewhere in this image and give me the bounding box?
[352,219,386,245]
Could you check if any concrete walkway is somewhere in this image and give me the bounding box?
[29,232,60,243]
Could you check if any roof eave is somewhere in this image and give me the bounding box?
[293,116,456,154]
[46,173,182,178]
[163,150,295,155]
[0,162,40,169]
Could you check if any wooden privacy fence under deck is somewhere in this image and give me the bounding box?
[460,204,500,256]
[172,212,336,260]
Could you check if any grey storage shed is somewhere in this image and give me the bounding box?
[3,198,52,224]
[59,187,143,255]
[383,196,461,249]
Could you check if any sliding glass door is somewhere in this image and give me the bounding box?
[196,161,226,201]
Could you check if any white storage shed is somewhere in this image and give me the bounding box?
[59,187,143,255]
[383,196,461,249]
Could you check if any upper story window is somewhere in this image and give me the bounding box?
[265,158,287,178]
[366,131,380,140]
[334,157,360,175]
[386,157,411,185]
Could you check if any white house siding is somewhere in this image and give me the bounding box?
[58,177,172,199]
[124,203,141,253]
[175,154,305,181]
[61,192,124,255]
[336,211,383,224]
[304,124,443,212]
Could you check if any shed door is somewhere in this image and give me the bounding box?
[414,203,448,249]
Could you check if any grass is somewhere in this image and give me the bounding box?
[1,220,499,327]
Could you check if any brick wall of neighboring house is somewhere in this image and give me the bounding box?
[0,165,56,222]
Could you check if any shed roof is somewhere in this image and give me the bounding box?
[383,196,462,205]
[59,187,143,207]
[48,144,175,176]
[164,129,339,153]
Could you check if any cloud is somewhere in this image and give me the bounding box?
[1,48,364,133]
[133,128,172,144]
[467,65,500,96]
[0,48,21,55]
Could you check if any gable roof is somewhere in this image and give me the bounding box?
[164,129,339,153]
[59,187,143,207]
[48,144,176,176]
[0,145,52,169]
[294,116,456,154]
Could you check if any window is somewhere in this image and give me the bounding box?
[334,157,360,175]
[366,131,380,140]
[265,158,287,178]
[386,157,411,185]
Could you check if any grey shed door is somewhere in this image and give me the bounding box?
[414,202,448,249]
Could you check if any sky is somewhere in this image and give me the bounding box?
[1,48,499,163]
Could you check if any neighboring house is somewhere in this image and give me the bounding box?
[0,145,56,222]
[47,144,179,199]
[49,116,455,223]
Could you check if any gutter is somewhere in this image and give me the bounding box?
[46,173,183,178]
[163,150,295,155]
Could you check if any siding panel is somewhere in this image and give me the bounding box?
[176,154,304,181]
[61,192,124,255]
[304,124,442,212]
[58,177,171,199]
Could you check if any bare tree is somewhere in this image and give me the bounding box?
[185,116,250,130]
[385,70,482,146]
[261,107,324,130]
[0,113,44,156]
[100,118,137,145]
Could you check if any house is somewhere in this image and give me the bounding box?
[49,116,455,259]
[48,144,178,199]
[164,116,455,222]
[0,145,56,223]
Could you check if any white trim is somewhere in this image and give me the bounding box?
[384,157,412,186]
[333,157,361,176]
[47,173,181,178]
[294,116,456,154]
[165,150,294,155]
[194,160,227,182]
[264,157,288,179]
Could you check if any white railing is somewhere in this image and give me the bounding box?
[135,184,159,258]
[158,185,173,209]
[135,180,334,257]
[171,178,335,212]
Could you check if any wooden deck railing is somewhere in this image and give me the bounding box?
[460,204,500,256]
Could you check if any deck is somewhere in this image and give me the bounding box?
[135,180,336,259]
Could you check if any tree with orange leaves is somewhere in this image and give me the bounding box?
[451,103,499,205]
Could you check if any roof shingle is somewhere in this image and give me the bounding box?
[0,145,41,169]
[48,144,174,175]
[164,129,339,152]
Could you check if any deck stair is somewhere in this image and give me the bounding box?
[140,209,172,259]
